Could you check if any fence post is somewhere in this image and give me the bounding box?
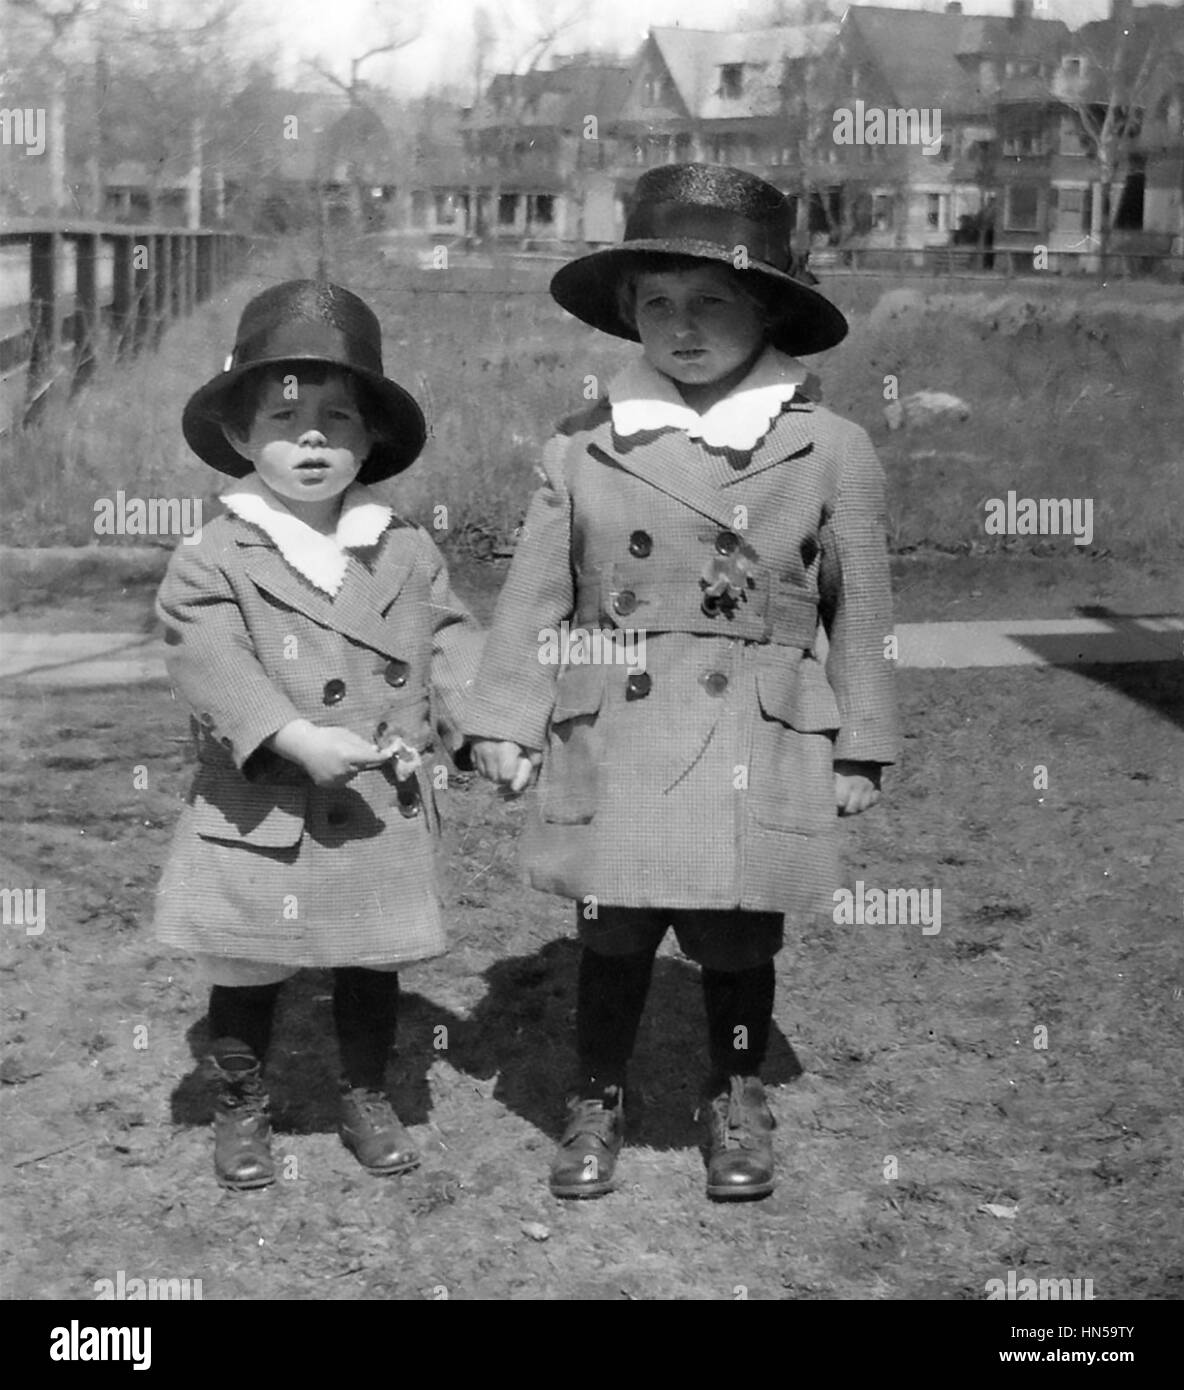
[154,232,170,348]
[188,233,199,309]
[132,233,152,355]
[27,230,60,406]
[111,233,133,358]
[169,232,183,322]
[196,235,212,303]
[73,232,99,393]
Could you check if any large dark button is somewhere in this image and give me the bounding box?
[625,671,652,700]
[384,659,410,688]
[715,530,740,555]
[326,805,349,827]
[375,721,389,743]
[628,530,653,558]
[700,671,729,696]
[613,590,638,616]
[322,678,346,706]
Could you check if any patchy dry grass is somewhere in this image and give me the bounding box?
[3,234,1182,571]
[1,547,1181,1299]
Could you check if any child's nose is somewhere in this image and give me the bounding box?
[298,426,327,444]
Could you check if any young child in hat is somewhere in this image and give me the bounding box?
[466,164,900,1201]
[154,279,482,1189]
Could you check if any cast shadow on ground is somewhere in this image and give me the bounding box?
[169,938,802,1153]
[1011,607,1184,733]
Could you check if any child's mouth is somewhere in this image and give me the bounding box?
[673,349,707,361]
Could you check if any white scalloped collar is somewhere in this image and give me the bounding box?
[608,346,809,451]
[220,473,392,596]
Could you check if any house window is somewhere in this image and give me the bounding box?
[1003,129,1045,156]
[498,193,517,226]
[433,192,458,225]
[533,194,554,224]
[1005,184,1039,231]
[873,193,894,230]
[926,193,946,229]
[1059,115,1087,155]
[720,64,743,99]
[642,72,667,107]
[1062,56,1083,76]
[674,132,693,161]
[1054,186,1089,233]
[711,134,734,162]
[410,189,428,227]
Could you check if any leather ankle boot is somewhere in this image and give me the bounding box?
[701,1074,775,1201]
[210,1041,274,1191]
[549,1079,626,1199]
[339,1086,420,1175]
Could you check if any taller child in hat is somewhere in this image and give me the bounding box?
[466,165,900,1201]
[155,280,482,1189]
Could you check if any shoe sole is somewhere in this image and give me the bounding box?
[549,1179,617,1199]
[217,1174,276,1191]
[706,1181,775,1201]
[356,1156,421,1176]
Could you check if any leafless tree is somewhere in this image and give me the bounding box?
[1057,4,1184,269]
[303,15,422,229]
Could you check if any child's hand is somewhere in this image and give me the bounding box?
[270,720,387,788]
[834,759,882,817]
[507,748,543,795]
[472,738,541,794]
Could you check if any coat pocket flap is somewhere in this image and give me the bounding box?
[755,651,842,732]
[551,663,608,722]
[191,776,308,848]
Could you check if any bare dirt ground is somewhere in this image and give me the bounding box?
[1,560,1182,1301]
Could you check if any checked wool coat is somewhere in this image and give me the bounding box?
[464,391,901,918]
[153,512,482,967]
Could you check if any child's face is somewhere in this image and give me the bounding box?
[224,372,375,516]
[633,264,768,390]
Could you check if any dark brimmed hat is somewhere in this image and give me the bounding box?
[550,163,847,356]
[182,280,426,482]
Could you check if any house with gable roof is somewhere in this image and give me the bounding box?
[460,55,632,243]
[820,2,1070,255]
[612,23,837,239]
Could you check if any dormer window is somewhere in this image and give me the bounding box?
[642,72,669,107]
[1062,56,1083,76]
[720,64,744,99]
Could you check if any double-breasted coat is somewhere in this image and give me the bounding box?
[464,391,901,917]
[153,511,482,967]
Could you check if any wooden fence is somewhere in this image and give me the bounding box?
[0,221,248,429]
[810,243,1184,280]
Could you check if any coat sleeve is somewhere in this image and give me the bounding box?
[817,422,902,765]
[462,430,576,751]
[156,534,304,777]
[418,529,485,768]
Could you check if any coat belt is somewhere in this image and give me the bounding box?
[576,576,820,648]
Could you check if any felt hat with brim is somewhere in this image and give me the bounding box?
[550,163,848,356]
[182,279,426,483]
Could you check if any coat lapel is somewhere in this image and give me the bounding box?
[236,522,418,657]
[587,420,737,528]
[585,403,819,516]
[717,403,817,488]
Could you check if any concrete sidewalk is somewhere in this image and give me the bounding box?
[1,615,1181,688]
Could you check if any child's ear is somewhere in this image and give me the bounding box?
[220,420,254,461]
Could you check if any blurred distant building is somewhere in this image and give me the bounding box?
[456,55,632,244]
[6,1,1178,271]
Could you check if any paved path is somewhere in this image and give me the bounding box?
[1,616,1181,688]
